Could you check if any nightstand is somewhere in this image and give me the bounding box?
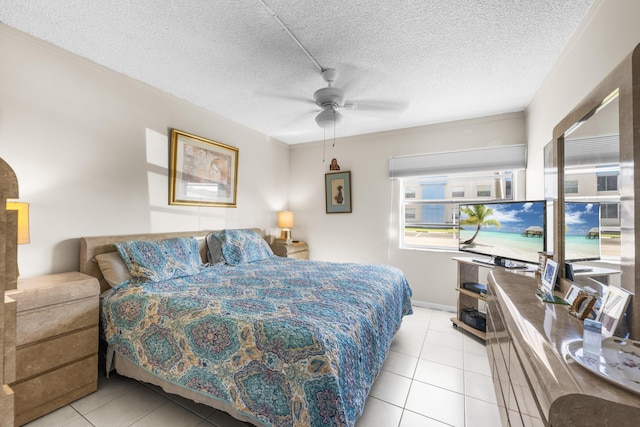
[6,271,100,426]
[270,241,309,259]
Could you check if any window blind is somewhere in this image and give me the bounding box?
[564,134,619,167]
[388,144,526,178]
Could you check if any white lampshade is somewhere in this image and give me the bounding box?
[278,211,294,228]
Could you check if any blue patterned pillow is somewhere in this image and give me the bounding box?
[215,229,273,265]
[115,237,202,282]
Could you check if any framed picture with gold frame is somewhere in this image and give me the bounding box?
[169,129,239,207]
[325,171,351,214]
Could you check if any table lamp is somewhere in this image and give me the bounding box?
[6,201,30,277]
[6,201,30,245]
[278,210,294,244]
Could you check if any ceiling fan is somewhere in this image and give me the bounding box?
[259,3,406,132]
[311,68,407,129]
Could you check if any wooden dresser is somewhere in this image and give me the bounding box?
[486,268,640,426]
[6,271,100,426]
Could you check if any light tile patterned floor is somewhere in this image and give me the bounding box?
[24,306,501,427]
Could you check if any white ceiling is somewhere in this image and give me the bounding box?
[0,0,595,144]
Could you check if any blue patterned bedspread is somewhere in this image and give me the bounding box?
[101,257,412,427]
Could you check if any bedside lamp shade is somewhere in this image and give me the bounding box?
[6,201,30,244]
[278,210,294,241]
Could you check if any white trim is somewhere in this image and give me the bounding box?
[412,300,456,313]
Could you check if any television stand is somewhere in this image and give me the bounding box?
[471,257,495,266]
[451,257,491,341]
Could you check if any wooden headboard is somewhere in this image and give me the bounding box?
[80,228,264,293]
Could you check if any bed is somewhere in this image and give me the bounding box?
[80,228,413,427]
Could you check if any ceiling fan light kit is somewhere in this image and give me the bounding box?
[315,108,342,129]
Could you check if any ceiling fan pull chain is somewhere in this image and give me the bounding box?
[333,110,336,148]
[323,128,326,163]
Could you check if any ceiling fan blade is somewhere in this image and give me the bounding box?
[272,108,319,132]
[343,99,409,113]
[254,91,315,105]
[334,64,365,96]
[336,64,391,100]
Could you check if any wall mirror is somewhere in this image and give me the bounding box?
[553,43,640,339]
[563,90,620,270]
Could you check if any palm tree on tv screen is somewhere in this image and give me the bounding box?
[460,204,501,245]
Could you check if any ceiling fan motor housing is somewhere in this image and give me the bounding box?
[313,86,343,109]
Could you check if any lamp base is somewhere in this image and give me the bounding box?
[280,229,291,240]
[278,229,292,244]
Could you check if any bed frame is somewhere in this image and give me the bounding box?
[79,229,266,426]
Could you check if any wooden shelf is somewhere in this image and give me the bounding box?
[450,317,486,340]
[455,287,487,300]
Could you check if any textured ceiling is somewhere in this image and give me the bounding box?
[0,0,595,144]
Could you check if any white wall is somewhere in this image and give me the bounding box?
[0,24,290,278]
[526,0,640,199]
[289,113,525,307]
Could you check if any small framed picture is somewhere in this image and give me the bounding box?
[541,258,559,293]
[325,171,352,214]
[596,286,632,338]
[568,290,597,320]
[564,284,582,305]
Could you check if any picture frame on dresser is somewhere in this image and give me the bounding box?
[169,128,239,207]
[325,171,352,213]
[597,285,632,338]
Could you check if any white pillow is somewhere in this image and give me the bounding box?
[95,251,132,287]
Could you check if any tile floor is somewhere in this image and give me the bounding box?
[24,306,501,427]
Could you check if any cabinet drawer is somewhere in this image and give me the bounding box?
[15,325,98,382]
[287,250,309,259]
[13,354,98,426]
[16,297,98,346]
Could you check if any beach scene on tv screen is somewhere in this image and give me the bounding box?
[459,201,545,264]
[565,202,600,261]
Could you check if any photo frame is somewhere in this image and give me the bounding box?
[325,171,352,214]
[541,258,559,293]
[564,284,583,305]
[596,286,632,338]
[169,129,239,207]
[568,289,597,320]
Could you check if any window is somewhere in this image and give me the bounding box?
[405,207,416,220]
[476,185,491,197]
[451,186,465,198]
[390,144,525,250]
[597,174,618,192]
[565,180,579,194]
[400,172,514,250]
[601,203,619,220]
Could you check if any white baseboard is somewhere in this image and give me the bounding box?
[412,299,456,313]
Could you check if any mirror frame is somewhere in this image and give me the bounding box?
[553,43,640,339]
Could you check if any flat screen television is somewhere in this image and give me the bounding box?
[458,200,546,265]
[565,202,600,261]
